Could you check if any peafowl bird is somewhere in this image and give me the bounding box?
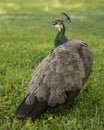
[14,13,93,121]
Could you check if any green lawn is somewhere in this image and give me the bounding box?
[0,0,104,129]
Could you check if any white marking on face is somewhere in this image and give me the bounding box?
[54,23,63,31]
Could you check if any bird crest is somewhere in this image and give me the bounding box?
[52,12,71,25]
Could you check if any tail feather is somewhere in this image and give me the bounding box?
[14,94,48,120]
[28,100,48,121]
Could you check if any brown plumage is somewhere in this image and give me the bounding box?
[14,40,93,121]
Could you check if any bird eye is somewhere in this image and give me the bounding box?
[55,22,58,25]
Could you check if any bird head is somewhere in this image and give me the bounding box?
[51,12,71,32]
[52,20,64,32]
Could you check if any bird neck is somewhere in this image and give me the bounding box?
[54,26,68,48]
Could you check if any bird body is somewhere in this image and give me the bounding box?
[14,40,93,120]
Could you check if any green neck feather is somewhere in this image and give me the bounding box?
[54,27,68,48]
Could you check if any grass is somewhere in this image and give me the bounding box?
[0,0,104,129]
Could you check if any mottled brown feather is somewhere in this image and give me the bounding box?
[28,40,93,106]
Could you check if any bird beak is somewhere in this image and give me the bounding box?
[51,21,55,26]
[46,23,53,28]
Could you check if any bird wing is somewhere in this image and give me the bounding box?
[28,40,93,106]
[14,40,93,120]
